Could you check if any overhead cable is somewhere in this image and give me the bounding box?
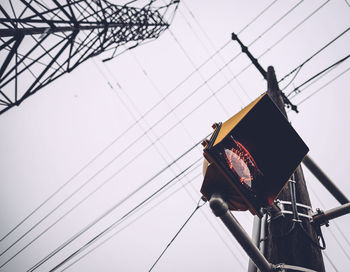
[0,38,231,245]
[2,0,296,246]
[1,50,238,258]
[121,46,249,267]
[0,130,206,269]
[296,66,350,106]
[60,170,203,271]
[279,27,350,88]
[1,0,312,257]
[18,51,286,269]
[287,54,350,97]
[28,158,202,272]
[9,0,284,245]
[148,197,206,272]
[236,0,280,35]
[167,28,231,115]
[3,56,258,266]
[257,0,330,61]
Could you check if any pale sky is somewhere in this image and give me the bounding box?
[1,1,350,271]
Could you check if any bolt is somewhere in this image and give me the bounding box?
[212,123,219,130]
[201,139,209,147]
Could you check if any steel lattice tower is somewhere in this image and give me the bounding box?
[0,0,179,115]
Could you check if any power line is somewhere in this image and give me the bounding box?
[181,6,244,103]
[247,0,304,48]
[0,132,205,269]
[287,53,350,97]
[159,0,314,113]
[229,0,331,99]
[45,162,201,272]
[222,0,306,87]
[28,158,202,272]
[323,251,340,272]
[15,58,346,270]
[2,1,348,270]
[60,170,204,272]
[0,38,231,245]
[119,46,250,266]
[311,193,350,254]
[0,32,289,267]
[2,3,329,263]
[48,9,338,237]
[2,54,251,265]
[45,163,203,272]
[0,120,171,258]
[102,53,250,268]
[148,197,206,272]
[307,183,349,270]
[129,40,254,264]
[58,168,245,271]
[0,110,139,244]
[294,66,350,105]
[297,65,350,107]
[194,0,305,102]
[7,55,268,265]
[288,61,338,101]
[101,48,245,270]
[178,1,261,103]
[325,226,350,261]
[122,48,196,144]
[8,52,255,266]
[283,57,350,271]
[226,0,320,82]
[0,0,302,246]
[257,0,330,60]
[237,0,280,35]
[95,54,198,200]
[166,28,231,116]
[2,50,239,257]
[99,50,207,235]
[279,27,350,88]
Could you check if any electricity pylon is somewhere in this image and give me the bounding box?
[0,0,179,115]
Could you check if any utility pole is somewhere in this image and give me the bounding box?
[265,66,325,271]
[232,32,326,270]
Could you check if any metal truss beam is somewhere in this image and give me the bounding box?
[0,0,179,115]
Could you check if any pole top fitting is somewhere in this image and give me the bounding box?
[231,32,238,40]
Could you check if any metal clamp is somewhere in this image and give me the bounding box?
[279,200,312,211]
[312,208,329,227]
[273,263,318,272]
[267,200,313,222]
[279,210,312,220]
[265,201,284,220]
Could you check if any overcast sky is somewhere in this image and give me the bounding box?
[1,0,350,271]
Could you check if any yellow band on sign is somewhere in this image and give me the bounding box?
[213,93,266,146]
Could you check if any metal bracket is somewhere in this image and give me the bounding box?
[280,200,313,220]
[279,200,312,211]
[311,208,329,227]
[312,203,350,227]
[264,201,284,220]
